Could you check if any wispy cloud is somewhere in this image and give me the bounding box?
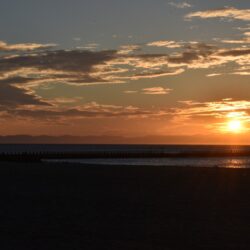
[124,87,172,95]
[220,39,250,44]
[186,7,250,21]
[1,101,168,122]
[220,31,250,44]
[0,41,56,52]
[117,45,141,55]
[124,90,138,94]
[206,73,222,77]
[176,99,250,120]
[147,40,182,48]
[142,87,172,95]
[231,71,250,76]
[169,2,191,9]
[76,43,99,51]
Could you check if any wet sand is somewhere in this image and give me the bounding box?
[1,162,250,249]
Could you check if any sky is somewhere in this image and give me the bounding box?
[0,0,250,143]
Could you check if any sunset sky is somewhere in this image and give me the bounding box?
[0,0,250,143]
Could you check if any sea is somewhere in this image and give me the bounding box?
[2,144,250,168]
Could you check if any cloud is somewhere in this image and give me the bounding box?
[117,45,141,55]
[167,42,250,70]
[123,68,184,80]
[218,48,250,57]
[124,90,138,94]
[220,39,250,44]
[0,49,118,85]
[0,42,248,86]
[176,99,250,121]
[0,41,56,52]
[169,2,191,9]
[0,48,183,87]
[186,7,250,21]
[142,87,172,95]
[2,101,165,122]
[0,45,182,109]
[2,50,115,73]
[147,40,182,48]
[220,30,250,44]
[206,73,222,77]
[0,39,249,113]
[0,50,118,109]
[124,87,172,95]
[167,42,217,67]
[231,71,250,76]
[1,41,248,89]
[76,43,99,51]
[0,77,50,107]
[169,99,250,133]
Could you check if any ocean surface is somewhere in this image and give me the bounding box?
[2,144,250,168]
[46,157,250,168]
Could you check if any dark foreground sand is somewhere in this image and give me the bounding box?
[1,162,250,250]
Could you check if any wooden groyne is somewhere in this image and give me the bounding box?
[1,150,250,162]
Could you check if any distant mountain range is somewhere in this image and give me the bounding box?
[0,134,247,145]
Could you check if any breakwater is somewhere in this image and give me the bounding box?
[1,150,250,162]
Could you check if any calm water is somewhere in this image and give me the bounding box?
[47,157,250,168]
[1,144,250,168]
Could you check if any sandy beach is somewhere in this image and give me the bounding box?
[1,162,250,249]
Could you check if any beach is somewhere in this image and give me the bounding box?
[1,162,250,249]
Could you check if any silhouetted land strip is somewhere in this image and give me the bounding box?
[1,162,250,249]
[1,150,250,162]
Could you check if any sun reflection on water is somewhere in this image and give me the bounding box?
[223,158,248,169]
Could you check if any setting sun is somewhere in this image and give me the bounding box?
[227,120,243,133]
